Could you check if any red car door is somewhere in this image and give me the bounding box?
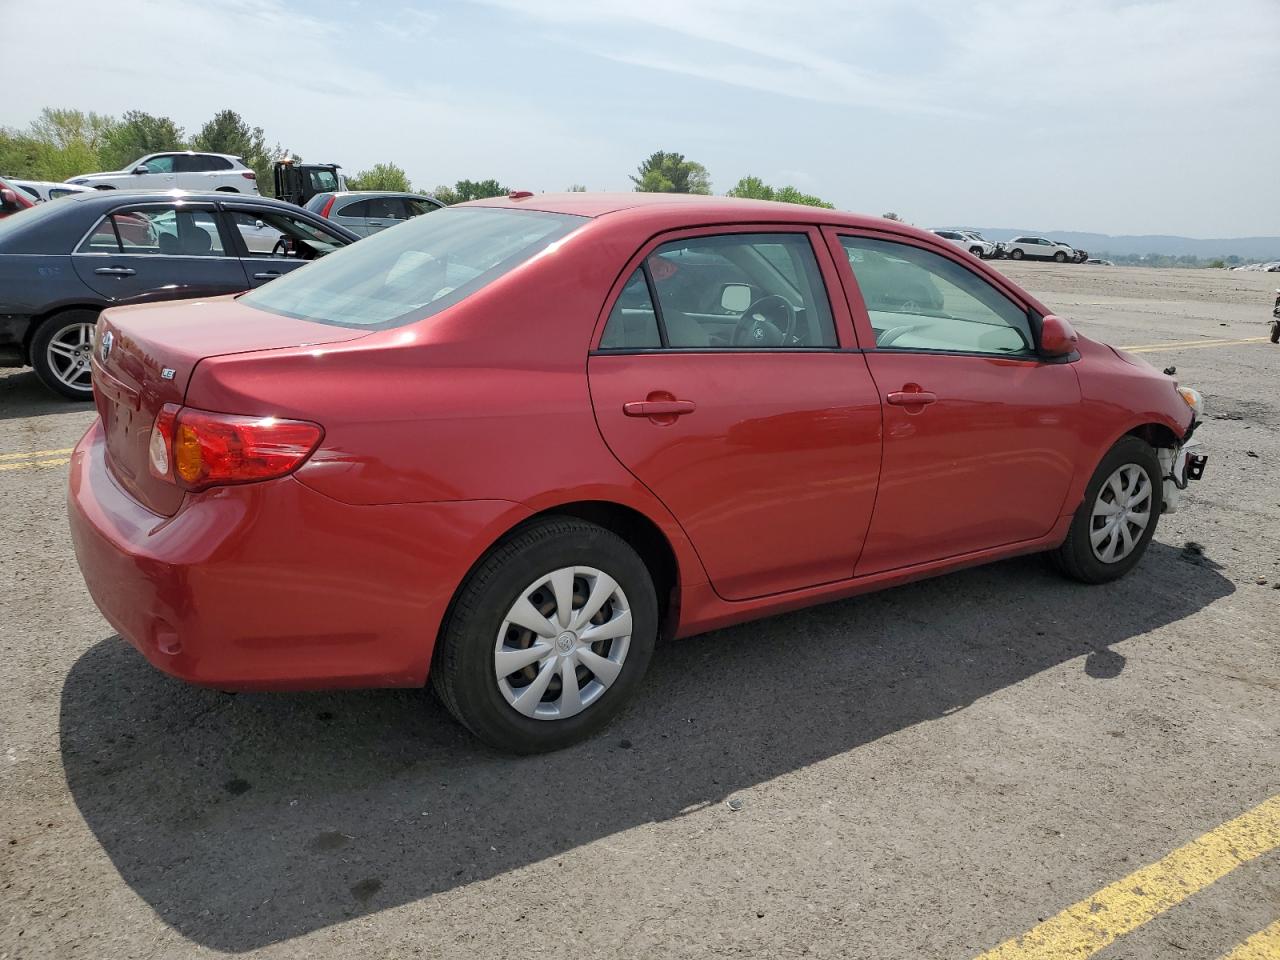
[588,227,883,601]
[827,229,1083,576]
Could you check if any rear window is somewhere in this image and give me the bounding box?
[239,206,585,329]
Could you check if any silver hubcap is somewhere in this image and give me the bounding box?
[1090,464,1152,563]
[494,566,632,721]
[46,321,96,390]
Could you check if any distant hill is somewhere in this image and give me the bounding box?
[943,228,1280,260]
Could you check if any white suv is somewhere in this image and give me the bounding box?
[1006,236,1076,262]
[930,229,995,259]
[66,152,261,194]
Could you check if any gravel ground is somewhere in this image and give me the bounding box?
[1,262,1276,959]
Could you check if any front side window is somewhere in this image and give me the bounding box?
[405,197,441,218]
[228,209,348,260]
[600,232,837,350]
[240,206,584,329]
[840,236,1034,356]
[139,155,176,173]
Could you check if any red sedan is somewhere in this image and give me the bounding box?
[68,193,1207,753]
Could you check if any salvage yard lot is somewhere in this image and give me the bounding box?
[1,262,1276,959]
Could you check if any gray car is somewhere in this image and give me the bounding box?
[305,190,443,236]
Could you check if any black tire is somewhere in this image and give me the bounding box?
[969,246,985,258]
[1010,248,1024,260]
[1051,436,1163,584]
[30,310,99,401]
[432,517,658,754]
[215,186,239,193]
[1054,251,1068,263]
[1270,322,1279,344]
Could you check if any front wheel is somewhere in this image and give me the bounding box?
[1051,436,1162,583]
[431,517,658,753]
[1054,251,1068,263]
[30,310,98,400]
[1270,320,1279,344]
[1010,248,1024,260]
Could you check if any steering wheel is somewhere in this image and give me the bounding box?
[732,294,796,347]
[270,237,290,258]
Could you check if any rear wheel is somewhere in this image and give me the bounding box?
[1270,321,1279,344]
[30,310,98,401]
[1051,436,1162,583]
[216,186,239,193]
[432,517,658,753]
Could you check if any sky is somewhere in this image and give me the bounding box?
[2,0,1277,237]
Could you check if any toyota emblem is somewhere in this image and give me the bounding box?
[100,330,113,362]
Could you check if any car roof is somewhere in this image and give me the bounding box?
[467,191,907,232]
[327,191,435,200]
[141,151,242,160]
[62,189,300,209]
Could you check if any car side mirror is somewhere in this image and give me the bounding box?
[255,219,265,229]
[132,166,148,175]
[1040,314,1079,357]
[721,282,752,314]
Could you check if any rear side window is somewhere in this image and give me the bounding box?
[240,206,585,329]
[599,232,837,350]
[76,206,225,256]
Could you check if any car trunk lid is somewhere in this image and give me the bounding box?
[92,296,368,516]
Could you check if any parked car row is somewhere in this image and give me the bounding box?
[0,190,360,398]
[930,229,1090,264]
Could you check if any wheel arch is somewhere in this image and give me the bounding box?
[436,498,685,672]
[1126,421,1182,450]
[23,304,104,364]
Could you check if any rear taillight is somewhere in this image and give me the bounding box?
[148,404,322,491]
[241,171,257,180]
[319,195,336,218]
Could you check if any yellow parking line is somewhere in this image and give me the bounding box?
[1120,337,1268,353]
[1217,920,1280,960]
[0,457,70,472]
[0,447,74,461]
[973,794,1280,960]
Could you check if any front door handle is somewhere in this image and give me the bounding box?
[94,266,136,277]
[623,399,696,418]
[886,389,937,406]
[253,271,282,280]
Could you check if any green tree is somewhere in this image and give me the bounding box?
[347,162,413,192]
[726,176,834,208]
[99,111,186,171]
[192,110,274,191]
[567,184,587,192]
[428,179,509,205]
[882,212,902,221]
[773,185,834,208]
[0,108,115,180]
[453,178,509,202]
[630,151,711,194]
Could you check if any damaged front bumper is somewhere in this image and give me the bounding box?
[1160,421,1207,512]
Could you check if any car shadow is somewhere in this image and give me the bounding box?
[0,369,92,421]
[59,540,1231,952]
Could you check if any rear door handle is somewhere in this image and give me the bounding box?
[886,390,937,406]
[623,399,696,417]
[253,271,282,280]
[94,266,135,277]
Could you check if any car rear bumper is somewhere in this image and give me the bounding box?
[67,419,530,690]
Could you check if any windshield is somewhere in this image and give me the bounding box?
[240,206,585,329]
